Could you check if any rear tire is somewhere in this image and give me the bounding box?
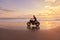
[27,22,31,29]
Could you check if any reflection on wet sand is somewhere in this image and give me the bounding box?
[0,21,60,30]
[40,21,60,30]
[0,21,60,40]
[0,27,60,40]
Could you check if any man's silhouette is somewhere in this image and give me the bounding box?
[27,15,40,30]
[30,15,37,23]
[33,15,37,22]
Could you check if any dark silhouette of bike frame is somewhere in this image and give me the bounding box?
[27,19,40,31]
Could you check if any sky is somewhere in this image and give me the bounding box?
[0,0,60,18]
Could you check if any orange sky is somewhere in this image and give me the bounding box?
[0,0,60,19]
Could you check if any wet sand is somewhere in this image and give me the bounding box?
[0,22,26,30]
[0,21,60,40]
[0,27,60,40]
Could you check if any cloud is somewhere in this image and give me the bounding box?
[38,0,60,14]
[45,0,56,3]
[43,0,60,13]
[0,7,14,12]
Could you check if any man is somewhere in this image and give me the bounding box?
[27,15,40,30]
[29,15,38,23]
[33,15,37,22]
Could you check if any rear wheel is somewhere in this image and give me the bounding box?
[27,22,31,29]
[27,22,30,26]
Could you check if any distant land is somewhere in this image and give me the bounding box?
[0,18,60,21]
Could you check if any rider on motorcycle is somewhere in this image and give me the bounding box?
[30,15,37,22]
[33,15,37,22]
[27,15,40,30]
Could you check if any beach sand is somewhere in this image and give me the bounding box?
[0,27,60,40]
[0,22,60,40]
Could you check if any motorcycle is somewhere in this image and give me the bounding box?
[27,18,40,31]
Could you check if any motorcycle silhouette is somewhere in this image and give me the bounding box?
[27,18,40,31]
